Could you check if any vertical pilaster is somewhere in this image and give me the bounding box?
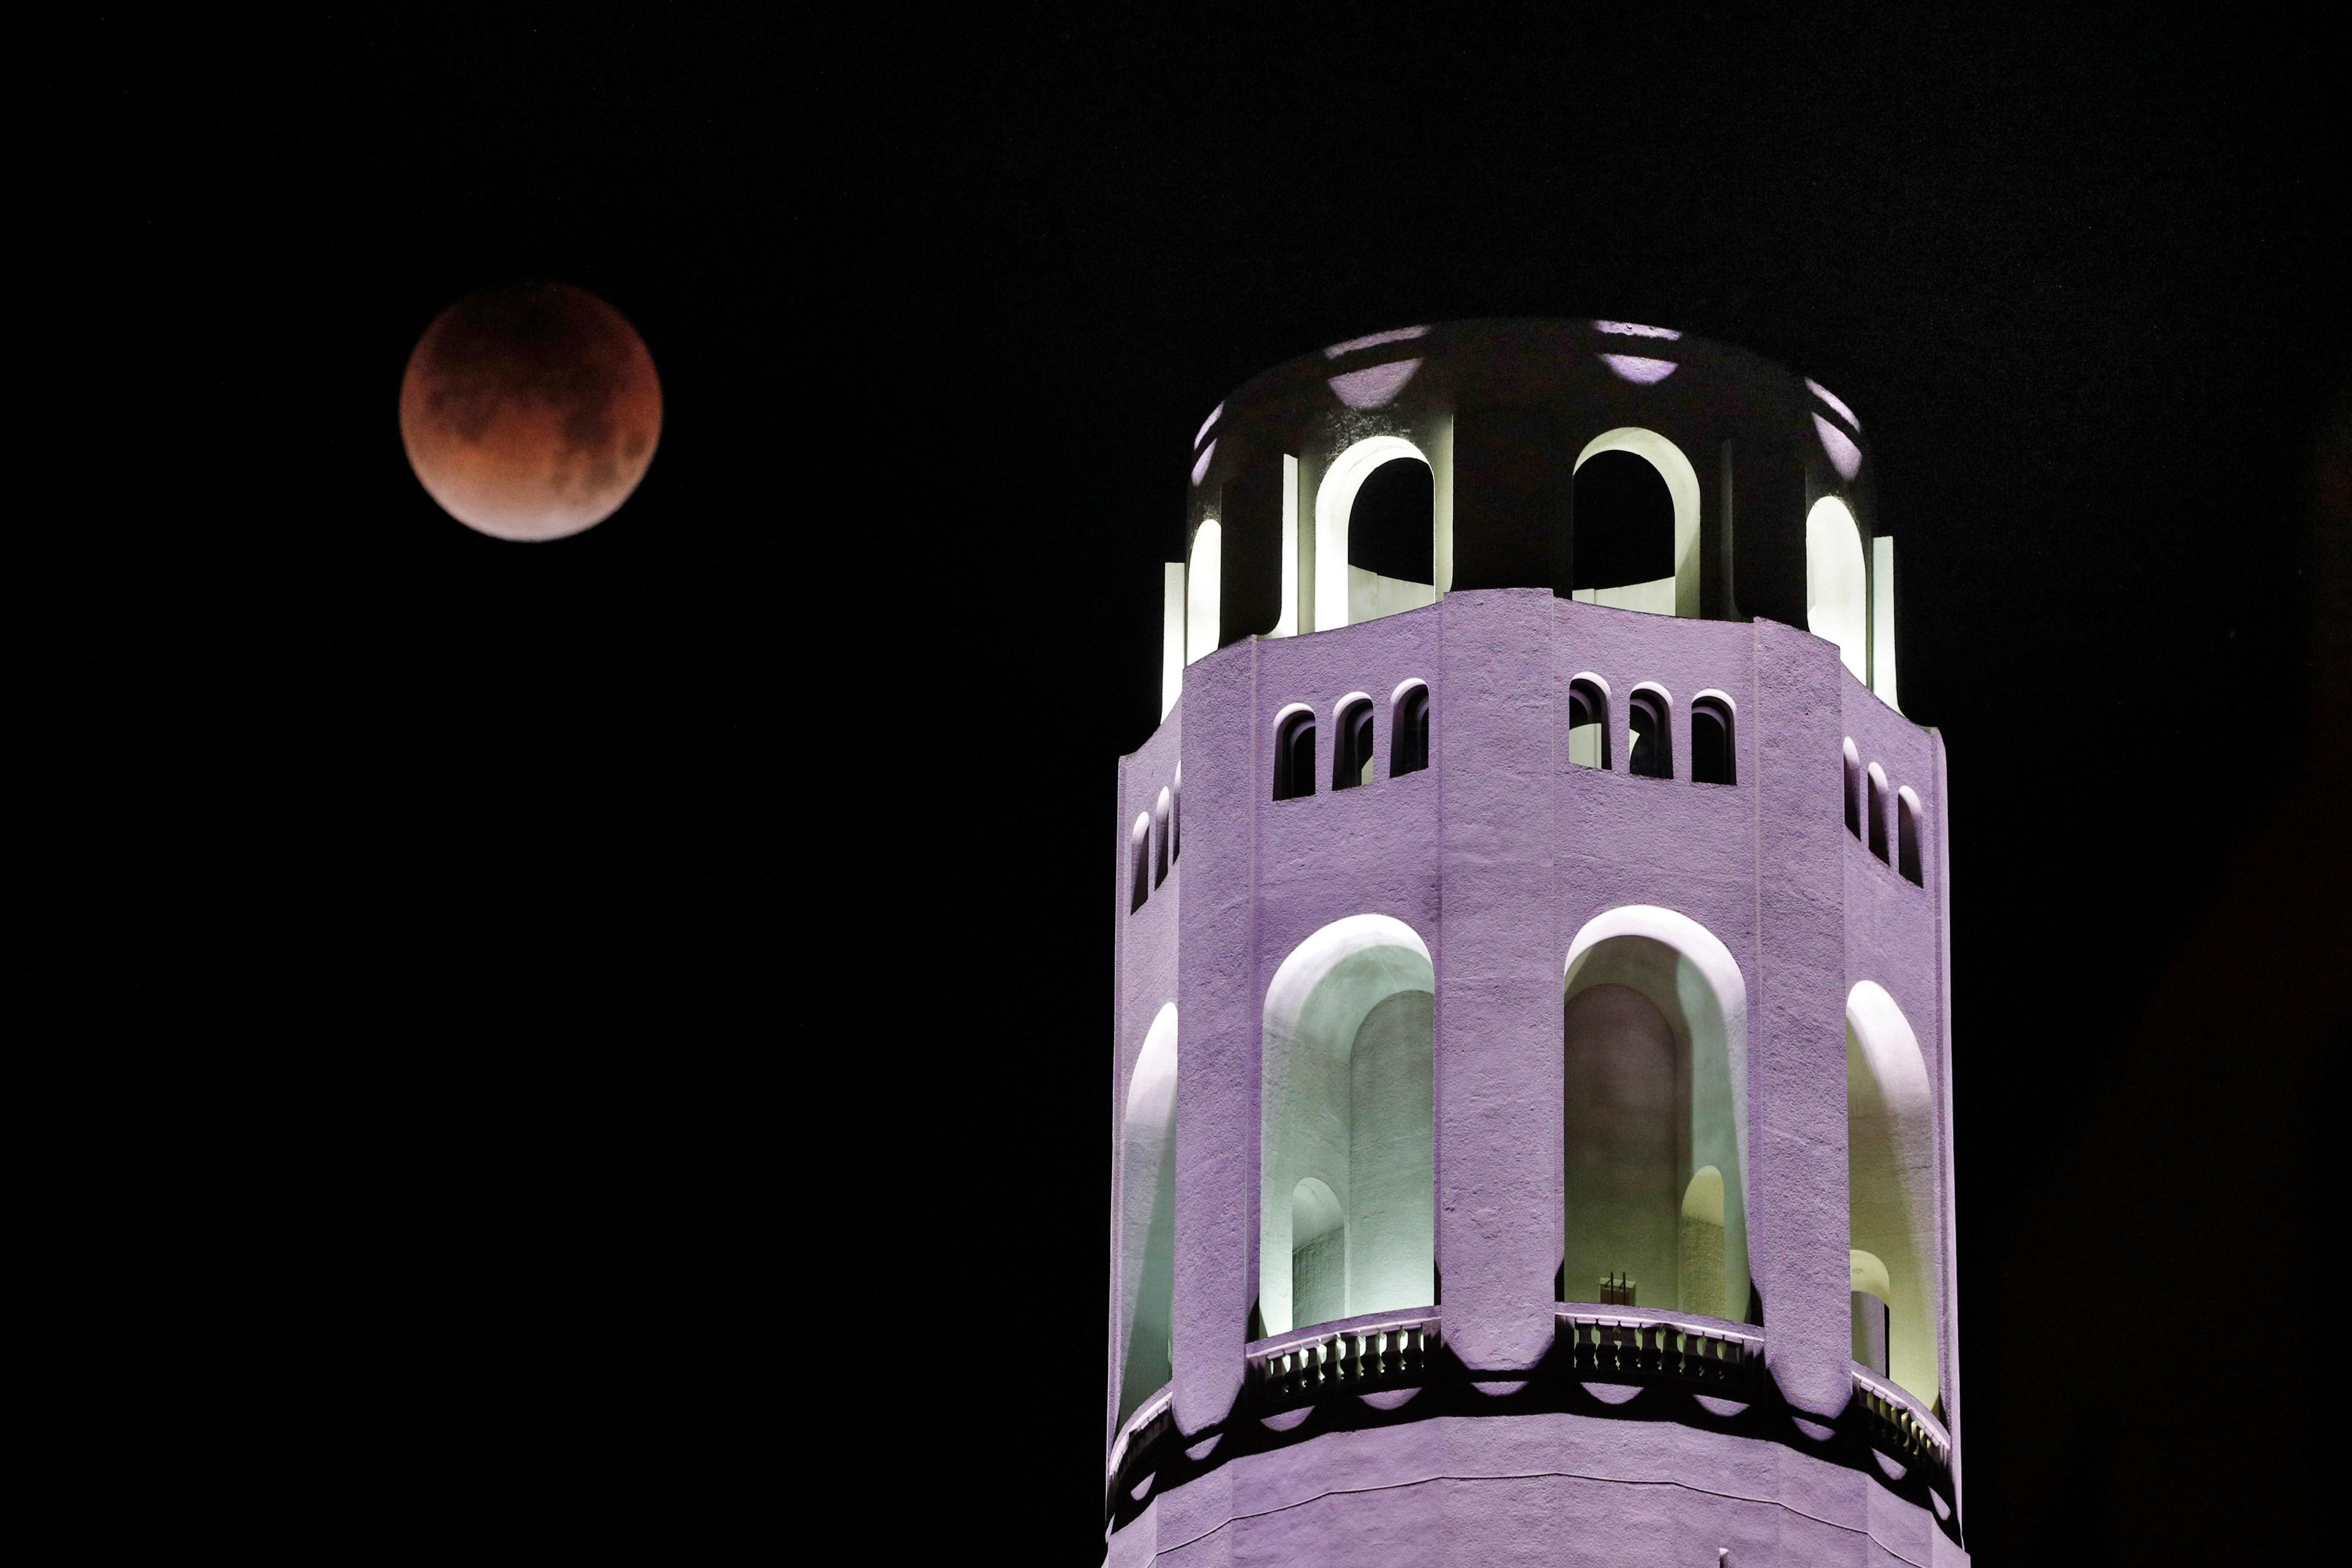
[1749,618,1853,1419]
[1170,640,1257,1433]
[1433,588,1561,1371]
[1931,725,1964,1505]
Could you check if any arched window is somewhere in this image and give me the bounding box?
[1129,814,1152,911]
[1806,496,1868,679]
[1260,915,1435,1335]
[1896,787,1924,885]
[1691,693,1735,786]
[1866,763,1890,862]
[1315,437,1434,631]
[1153,788,1172,886]
[1390,681,1430,777]
[1117,1004,1179,1424]
[1561,907,1751,1321]
[1568,676,1611,769]
[1847,982,1942,1406]
[1273,707,1316,801]
[1571,428,1702,617]
[1186,518,1221,665]
[1843,739,1863,839]
[1170,767,1182,862]
[1332,695,1375,791]
[1572,451,1675,614]
[1628,686,1673,779]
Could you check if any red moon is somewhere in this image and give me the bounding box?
[399,282,662,541]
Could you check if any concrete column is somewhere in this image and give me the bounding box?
[1748,618,1854,1419]
[1170,639,1258,1433]
[1433,588,1562,1371]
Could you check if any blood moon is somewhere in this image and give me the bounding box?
[399,282,662,541]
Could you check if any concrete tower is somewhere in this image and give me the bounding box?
[1109,320,1963,1566]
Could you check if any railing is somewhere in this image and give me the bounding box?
[1553,1305,1763,1385]
[1245,1308,1443,1411]
[1106,1384,1174,1482]
[1850,1365,1951,1469]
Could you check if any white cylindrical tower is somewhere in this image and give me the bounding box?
[1110,320,1964,1566]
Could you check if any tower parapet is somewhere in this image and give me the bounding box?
[1112,322,1962,1566]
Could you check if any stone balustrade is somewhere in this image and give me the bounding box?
[1553,1304,1764,1386]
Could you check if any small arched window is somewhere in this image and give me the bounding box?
[1129,814,1152,911]
[1170,768,1182,862]
[1332,696,1375,791]
[1568,676,1611,769]
[1866,763,1890,862]
[1273,709,1316,801]
[1843,739,1863,839]
[1153,788,1172,886]
[1896,787,1924,886]
[1391,682,1430,777]
[1628,687,1673,779]
[1691,694,1735,786]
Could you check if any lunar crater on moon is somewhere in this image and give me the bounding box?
[401,282,662,541]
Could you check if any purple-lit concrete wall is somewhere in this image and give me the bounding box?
[1109,589,1962,1565]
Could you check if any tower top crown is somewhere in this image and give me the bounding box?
[1163,318,1898,714]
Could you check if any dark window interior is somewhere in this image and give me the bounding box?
[1568,680,1611,769]
[1333,700,1375,790]
[1572,450,1675,590]
[1898,794,1923,884]
[1628,691,1673,778]
[1274,714,1317,801]
[1844,750,1862,838]
[1349,459,1434,583]
[1691,700,1735,785]
[1392,685,1431,776]
[1867,772,1890,861]
[1130,823,1150,911]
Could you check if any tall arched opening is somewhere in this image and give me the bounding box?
[1561,907,1751,1321]
[1846,981,1941,1406]
[1117,1003,1179,1424]
[1806,496,1868,678]
[1315,437,1434,631]
[1570,428,1701,618]
[1186,518,1223,665]
[1259,915,1435,1336]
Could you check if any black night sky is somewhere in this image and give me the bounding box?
[176,10,2344,1559]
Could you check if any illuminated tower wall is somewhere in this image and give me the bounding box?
[1109,320,1965,1566]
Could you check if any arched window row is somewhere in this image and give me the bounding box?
[1183,911,1944,1400]
[1272,681,1431,802]
[1128,767,1184,913]
[1567,677,1738,786]
[1843,739,1926,886]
